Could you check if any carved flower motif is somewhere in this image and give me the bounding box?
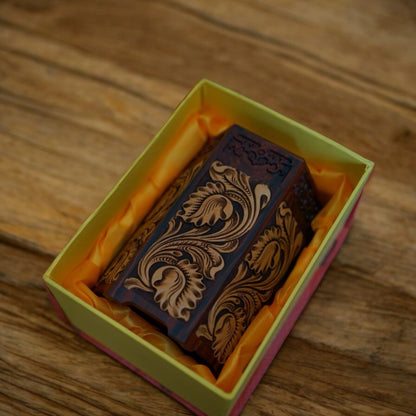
[197,201,304,364]
[248,228,283,274]
[152,259,205,321]
[211,307,246,363]
[180,182,234,227]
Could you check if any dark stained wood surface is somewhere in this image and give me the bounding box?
[1,1,415,415]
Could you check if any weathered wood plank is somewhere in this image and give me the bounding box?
[0,4,415,258]
[0,0,415,415]
[0,1,415,181]
[336,179,416,298]
[170,0,416,106]
[254,336,415,416]
[0,23,186,254]
[2,0,415,106]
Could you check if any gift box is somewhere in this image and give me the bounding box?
[43,79,374,416]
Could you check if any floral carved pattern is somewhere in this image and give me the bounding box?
[102,235,140,285]
[124,161,271,321]
[196,201,304,364]
[101,158,206,286]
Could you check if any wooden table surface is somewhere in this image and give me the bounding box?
[1,1,415,415]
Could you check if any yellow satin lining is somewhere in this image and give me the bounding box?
[61,110,352,392]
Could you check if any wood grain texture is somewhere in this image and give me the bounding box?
[0,1,415,415]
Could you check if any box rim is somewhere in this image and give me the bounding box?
[43,78,375,413]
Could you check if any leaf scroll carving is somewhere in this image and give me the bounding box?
[100,158,205,286]
[196,201,304,364]
[124,161,271,321]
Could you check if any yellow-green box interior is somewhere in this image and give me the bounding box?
[44,79,374,416]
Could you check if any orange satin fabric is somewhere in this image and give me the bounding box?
[61,111,352,392]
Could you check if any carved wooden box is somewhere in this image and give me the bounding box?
[95,125,320,375]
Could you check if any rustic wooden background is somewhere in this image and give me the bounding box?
[1,1,415,415]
